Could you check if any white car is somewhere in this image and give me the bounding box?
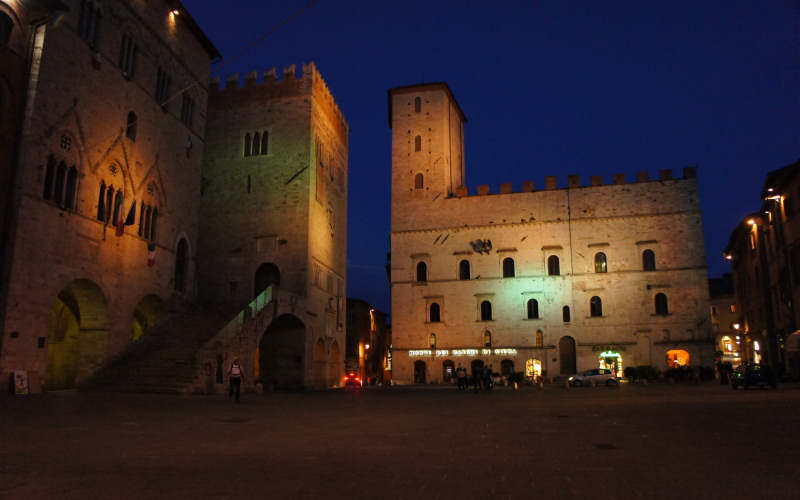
[569,368,619,387]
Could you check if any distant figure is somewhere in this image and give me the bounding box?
[228,358,244,403]
[456,364,466,390]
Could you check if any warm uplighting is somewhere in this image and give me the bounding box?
[747,219,756,225]
[171,9,180,16]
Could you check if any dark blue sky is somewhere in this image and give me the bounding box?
[185,0,799,314]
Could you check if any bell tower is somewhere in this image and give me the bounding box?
[388,83,467,232]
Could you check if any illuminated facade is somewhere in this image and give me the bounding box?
[709,274,741,366]
[346,298,390,384]
[389,82,714,384]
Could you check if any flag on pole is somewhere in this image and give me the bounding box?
[125,200,137,226]
[147,242,156,267]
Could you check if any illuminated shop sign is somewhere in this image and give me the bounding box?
[408,348,518,357]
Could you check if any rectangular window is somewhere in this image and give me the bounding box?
[180,92,194,127]
[78,1,102,49]
[730,304,736,313]
[156,67,171,111]
[119,33,137,79]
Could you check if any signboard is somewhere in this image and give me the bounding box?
[13,370,29,395]
[591,345,626,352]
[408,348,518,357]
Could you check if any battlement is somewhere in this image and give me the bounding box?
[453,167,698,198]
[209,62,348,138]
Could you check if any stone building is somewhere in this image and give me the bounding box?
[346,298,390,384]
[197,62,348,390]
[708,274,741,366]
[724,159,800,378]
[388,82,714,384]
[0,0,219,391]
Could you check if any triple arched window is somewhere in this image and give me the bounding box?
[594,252,607,273]
[429,302,441,323]
[459,260,470,280]
[503,257,515,278]
[548,255,560,276]
[137,202,158,241]
[43,156,78,211]
[527,299,539,319]
[643,249,656,271]
[244,130,269,157]
[655,293,669,315]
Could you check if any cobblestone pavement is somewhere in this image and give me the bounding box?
[1,383,799,499]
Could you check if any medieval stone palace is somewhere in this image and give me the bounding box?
[388,83,713,384]
[0,0,347,392]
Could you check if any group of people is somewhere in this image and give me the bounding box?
[455,364,494,392]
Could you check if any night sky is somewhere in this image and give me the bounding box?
[184,0,799,315]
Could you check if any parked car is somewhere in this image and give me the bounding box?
[343,372,362,390]
[569,368,619,387]
[731,363,777,390]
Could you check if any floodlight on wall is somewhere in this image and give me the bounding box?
[747,219,756,226]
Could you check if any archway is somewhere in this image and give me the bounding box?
[413,360,426,384]
[131,294,167,341]
[666,349,690,368]
[328,340,341,387]
[470,359,484,378]
[259,314,305,390]
[442,359,455,383]
[45,279,109,390]
[254,262,280,298]
[312,338,326,389]
[501,359,514,377]
[559,336,576,375]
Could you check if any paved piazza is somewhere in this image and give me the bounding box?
[1,384,798,499]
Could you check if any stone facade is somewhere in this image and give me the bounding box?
[389,83,714,384]
[198,62,348,390]
[0,0,219,390]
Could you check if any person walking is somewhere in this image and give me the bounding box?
[228,358,244,403]
[457,364,466,390]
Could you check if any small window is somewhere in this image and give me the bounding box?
[429,302,441,323]
[594,252,607,273]
[503,257,515,278]
[97,182,106,220]
[150,208,158,241]
[260,131,269,155]
[105,187,114,223]
[112,190,123,224]
[252,132,260,156]
[156,67,171,111]
[429,333,436,349]
[180,93,194,127]
[643,249,656,271]
[655,293,669,315]
[0,11,14,45]
[527,299,539,319]
[590,296,603,317]
[414,173,424,190]
[126,111,137,140]
[64,167,78,210]
[416,261,427,282]
[414,96,421,113]
[138,202,144,235]
[53,162,66,206]
[535,330,543,348]
[144,205,151,236]
[563,306,570,322]
[730,304,736,313]
[480,300,492,321]
[78,1,102,48]
[458,260,470,280]
[484,330,492,347]
[548,255,560,276]
[244,133,251,156]
[119,33,137,78]
[414,135,421,152]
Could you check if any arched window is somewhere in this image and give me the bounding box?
[254,262,281,298]
[414,135,421,152]
[414,96,421,113]
[429,333,436,349]
[414,173,424,189]
[480,301,492,321]
[416,261,427,282]
[105,187,114,223]
[643,249,656,271]
[112,190,123,223]
[43,156,55,200]
[594,252,607,273]
[64,167,78,210]
[484,330,492,347]
[252,132,260,156]
[563,305,571,322]
[126,111,137,140]
[174,238,188,292]
[53,161,67,205]
[0,11,13,45]
[548,255,560,276]
[655,293,669,315]
[260,131,269,155]
[144,205,151,236]
[138,202,145,235]
[97,182,106,220]
[149,208,158,241]
[527,299,539,319]
[459,260,470,280]
[503,257,515,278]
[590,296,603,317]
[244,133,251,156]
[429,302,440,323]
[536,330,543,348]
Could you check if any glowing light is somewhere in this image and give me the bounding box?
[171,9,180,16]
[768,188,774,192]
[747,219,756,226]
[365,344,370,350]
[724,254,732,260]
[481,348,491,355]
[408,350,432,357]
[435,349,449,357]
[451,349,479,356]
[733,323,740,330]
[494,348,517,356]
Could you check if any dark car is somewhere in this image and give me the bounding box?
[731,363,777,390]
[343,372,362,390]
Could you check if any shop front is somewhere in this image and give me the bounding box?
[398,347,546,385]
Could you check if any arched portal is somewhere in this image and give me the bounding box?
[470,359,484,378]
[666,349,690,368]
[254,262,280,298]
[501,359,514,377]
[559,336,576,375]
[131,294,167,341]
[312,338,326,389]
[328,340,341,387]
[45,279,109,390]
[442,359,455,382]
[259,314,305,390]
[413,360,427,384]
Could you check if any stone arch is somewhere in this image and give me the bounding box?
[559,336,576,375]
[328,340,341,387]
[414,360,427,384]
[254,262,280,298]
[259,314,305,390]
[312,338,326,389]
[45,279,109,390]
[131,294,167,341]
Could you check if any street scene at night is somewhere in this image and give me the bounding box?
[1,0,799,498]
